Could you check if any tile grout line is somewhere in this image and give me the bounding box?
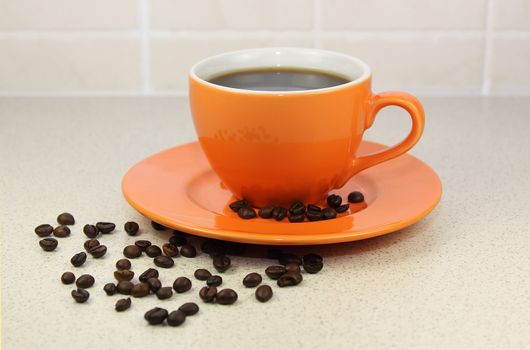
[138,0,151,95]
[481,0,494,96]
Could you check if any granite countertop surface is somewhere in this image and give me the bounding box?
[1,97,529,350]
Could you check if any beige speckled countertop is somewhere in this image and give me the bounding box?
[1,97,529,350]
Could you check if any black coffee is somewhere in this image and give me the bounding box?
[208,68,350,91]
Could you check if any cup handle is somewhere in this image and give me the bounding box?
[352,91,425,174]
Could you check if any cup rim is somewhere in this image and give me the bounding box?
[189,47,372,95]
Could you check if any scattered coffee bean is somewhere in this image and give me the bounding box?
[326,194,342,208]
[206,275,222,287]
[116,258,131,270]
[265,265,286,280]
[306,210,323,221]
[278,253,301,266]
[335,203,349,213]
[255,285,273,302]
[169,235,187,247]
[285,262,301,274]
[144,307,168,325]
[167,310,186,327]
[199,286,217,302]
[76,274,95,288]
[71,288,89,303]
[84,239,100,252]
[53,225,70,238]
[123,245,142,258]
[307,204,321,212]
[96,222,115,234]
[147,277,162,293]
[124,221,139,236]
[258,205,274,218]
[289,201,306,215]
[131,282,150,298]
[57,212,75,225]
[277,272,303,287]
[272,207,287,221]
[156,287,173,300]
[243,273,262,288]
[322,207,337,220]
[216,289,238,305]
[213,255,231,273]
[288,214,304,223]
[238,206,257,219]
[303,253,323,274]
[348,191,364,203]
[83,224,98,238]
[151,221,166,231]
[180,244,197,258]
[267,248,283,260]
[173,277,192,293]
[70,252,87,267]
[162,243,179,257]
[117,281,134,295]
[229,199,249,212]
[39,238,58,251]
[114,270,134,282]
[89,244,107,258]
[179,302,199,316]
[35,224,53,237]
[194,269,212,281]
[154,255,174,268]
[115,297,131,312]
[139,268,159,282]
[146,245,162,257]
[104,283,117,296]
[61,272,75,284]
[134,240,151,251]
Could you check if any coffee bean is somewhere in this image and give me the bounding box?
[35,224,53,237]
[267,248,283,260]
[89,245,107,258]
[71,288,89,303]
[124,221,139,236]
[144,307,168,325]
[306,210,323,221]
[147,277,162,292]
[255,285,273,302]
[206,275,222,287]
[335,203,349,213]
[258,205,274,218]
[104,283,117,296]
[115,297,131,312]
[180,244,197,258]
[307,204,321,212]
[288,214,304,223]
[213,255,231,273]
[326,194,342,208]
[83,224,98,238]
[117,281,134,295]
[348,191,364,203]
[139,268,159,282]
[303,253,323,274]
[76,274,95,288]
[70,252,87,267]
[229,199,249,212]
[272,206,287,221]
[167,310,186,327]
[131,282,150,298]
[303,253,323,263]
[57,212,75,225]
[39,238,58,251]
[169,235,187,247]
[322,207,337,220]
[154,255,174,268]
[278,253,301,266]
[194,269,212,281]
[53,225,70,238]
[61,272,75,284]
[243,273,262,288]
[84,239,100,252]
[201,240,226,256]
[277,272,303,287]
[96,222,115,234]
[114,270,134,282]
[116,258,131,270]
[146,245,162,257]
[289,201,306,215]
[156,287,173,300]
[123,245,142,258]
[151,221,166,231]
[238,206,256,219]
[179,302,199,316]
[216,289,238,305]
[265,265,286,280]
[199,286,217,302]
[134,240,151,251]
[173,277,192,293]
[162,243,179,257]
[285,262,301,274]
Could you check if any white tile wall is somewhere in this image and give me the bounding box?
[0,0,529,96]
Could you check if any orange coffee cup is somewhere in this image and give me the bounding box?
[189,48,424,208]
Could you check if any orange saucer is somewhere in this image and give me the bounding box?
[122,141,441,245]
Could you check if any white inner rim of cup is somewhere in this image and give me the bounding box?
[189,47,371,94]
